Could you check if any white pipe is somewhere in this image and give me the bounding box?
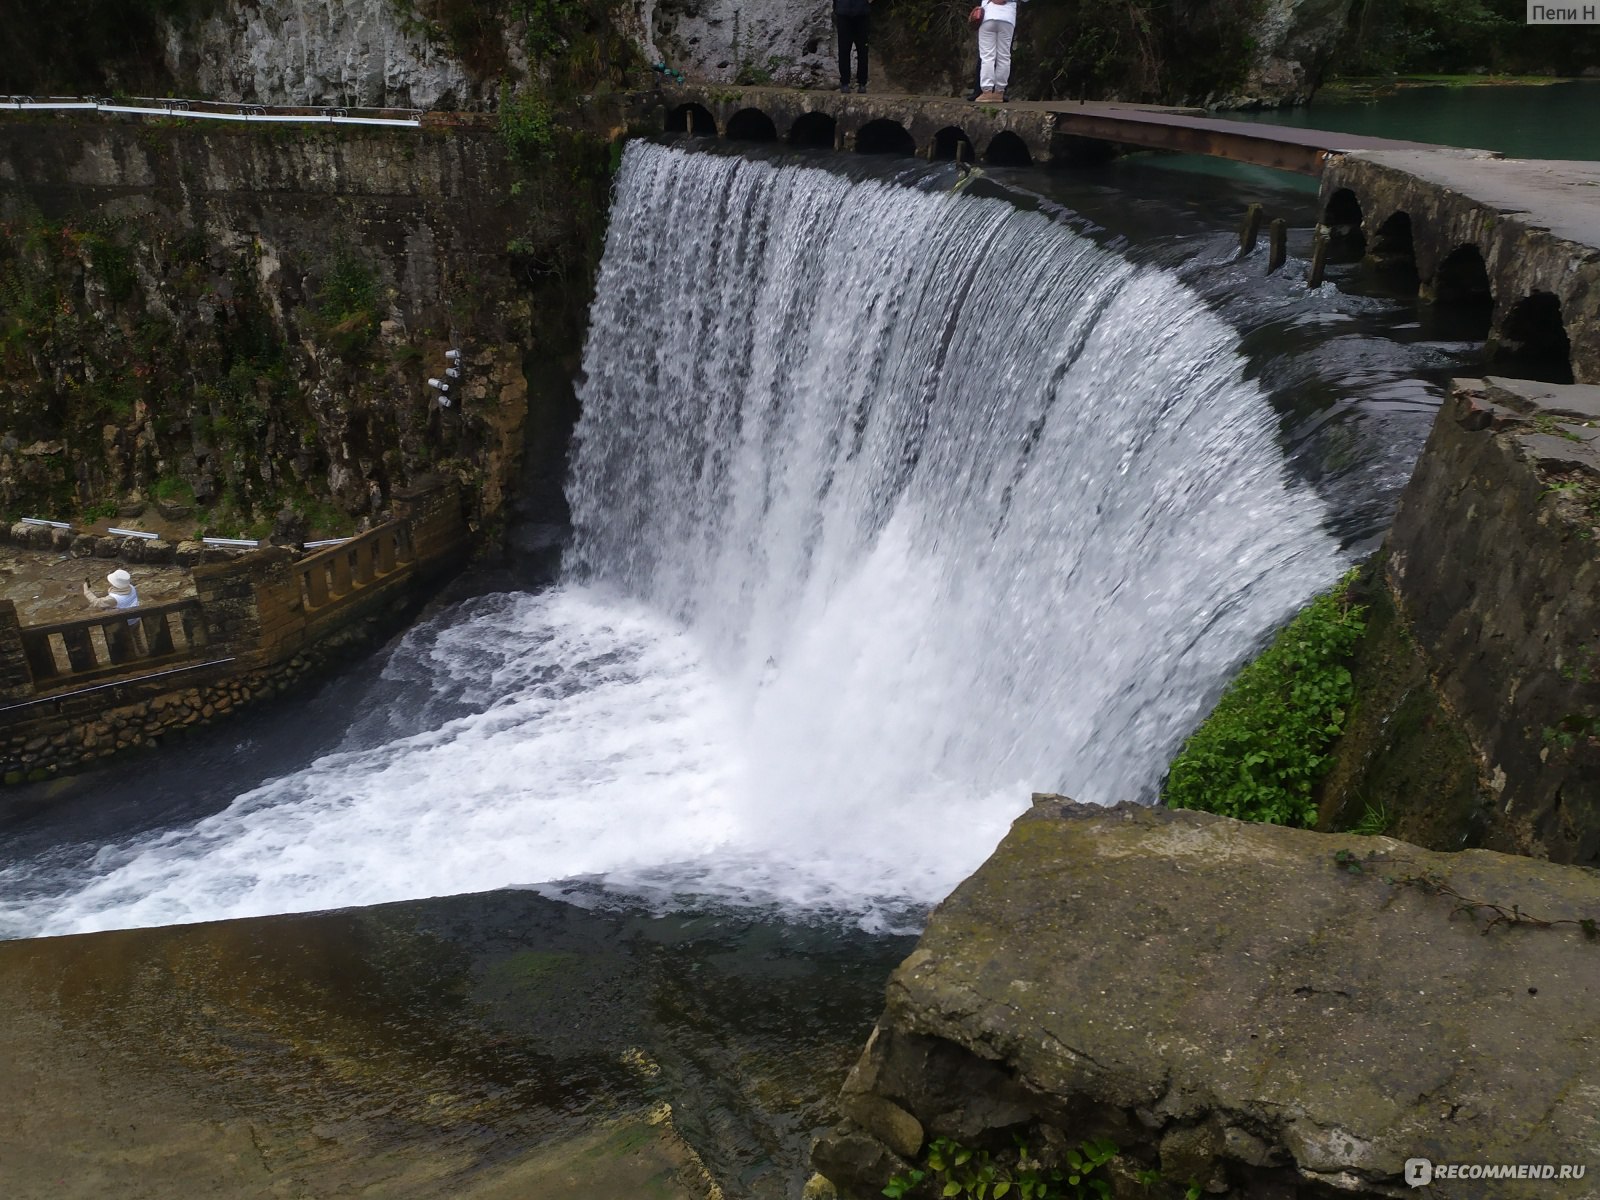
[3,97,420,128]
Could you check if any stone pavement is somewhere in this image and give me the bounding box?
[0,546,196,626]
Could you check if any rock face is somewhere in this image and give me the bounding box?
[1228,0,1355,108]
[165,0,477,108]
[652,0,834,87]
[814,798,1600,1198]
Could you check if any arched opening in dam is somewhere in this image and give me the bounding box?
[726,108,778,144]
[1492,291,1575,384]
[855,118,916,156]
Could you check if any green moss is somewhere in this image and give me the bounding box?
[1314,564,1492,849]
[1163,569,1366,827]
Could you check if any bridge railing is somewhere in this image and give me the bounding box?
[294,520,414,613]
[1,95,422,127]
[19,599,210,690]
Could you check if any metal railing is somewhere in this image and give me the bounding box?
[20,599,210,690]
[295,520,414,612]
[2,95,422,128]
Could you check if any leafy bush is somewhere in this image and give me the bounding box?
[1163,570,1366,827]
[498,87,555,163]
[885,1136,1116,1200]
[314,253,383,356]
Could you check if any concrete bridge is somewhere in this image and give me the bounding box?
[648,84,1440,175]
[644,85,1600,385]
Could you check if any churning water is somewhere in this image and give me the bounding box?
[0,142,1345,939]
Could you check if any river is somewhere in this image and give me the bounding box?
[0,119,1502,1196]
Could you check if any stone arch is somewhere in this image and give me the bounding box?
[790,110,837,148]
[1429,243,1494,342]
[1321,188,1366,261]
[984,131,1032,167]
[856,118,916,157]
[726,108,778,143]
[1491,292,1574,384]
[1366,211,1418,291]
[666,103,717,136]
[931,126,975,163]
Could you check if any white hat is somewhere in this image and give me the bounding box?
[107,569,132,593]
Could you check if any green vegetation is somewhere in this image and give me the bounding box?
[1163,570,1367,827]
[314,253,385,357]
[86,233,137,304]
[497,87,555,163]
[734,55,791,86]
[389,0,642,95]
[1350,800,1392,836]
[885,1137,1117,1200]
[1331,0,1600,77]
[152,475,195,504]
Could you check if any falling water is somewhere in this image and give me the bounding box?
[0,142,1343,939]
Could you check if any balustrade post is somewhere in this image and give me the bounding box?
[330,550,354,596]
[0,600,35,701]
[353,539,375,586]
[304,562,331,608]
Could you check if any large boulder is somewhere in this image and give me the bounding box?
[815,798,1600,1198]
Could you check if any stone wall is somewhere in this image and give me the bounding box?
[0,114,611,544]
[1319,152,1600,386]
[1345,377,1600,864]
[0,480,467,785]
[814,798,1600,1199]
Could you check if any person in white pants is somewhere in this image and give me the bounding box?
[976,0,1017,103]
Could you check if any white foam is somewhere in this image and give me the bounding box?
[0,144,1344,940]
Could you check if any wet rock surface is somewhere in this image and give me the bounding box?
[0,890,911,1199]
[815,799,1600,1198]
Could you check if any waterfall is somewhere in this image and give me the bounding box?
[0,142,1342,939]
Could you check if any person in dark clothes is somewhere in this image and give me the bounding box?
[836,0,873,93]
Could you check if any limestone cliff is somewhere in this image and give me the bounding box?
[9,0,1348,106]
[167,0,479,109]
[1231,0,1356,108]
[815,798,1600,1199]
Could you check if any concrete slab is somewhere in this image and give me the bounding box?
[1348,150,1600,251]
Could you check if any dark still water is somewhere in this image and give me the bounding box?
[1224,80,1600,161]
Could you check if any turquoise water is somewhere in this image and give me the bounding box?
[1225,81,1600,161]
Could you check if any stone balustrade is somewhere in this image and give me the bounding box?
[0,478,469,784]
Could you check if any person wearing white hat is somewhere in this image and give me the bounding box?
[83,569,140,617]
[83,568,146,656]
